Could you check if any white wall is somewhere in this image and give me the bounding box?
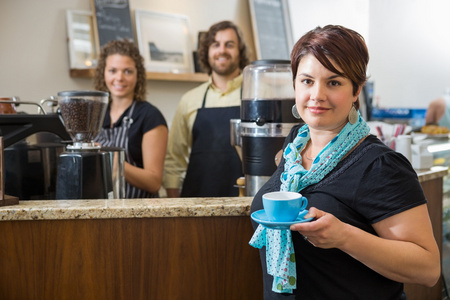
[368,0,450,108]
[289,0,369,43]
[1,0,449,121]
[0,0,256,125]
[288,0,450,109]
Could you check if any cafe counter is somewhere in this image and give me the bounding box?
[0,167,447,300]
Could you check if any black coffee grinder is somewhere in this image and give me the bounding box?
[55,90,113,199]
[231,60,299,196]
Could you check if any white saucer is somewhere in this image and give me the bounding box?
[251,209,313,229]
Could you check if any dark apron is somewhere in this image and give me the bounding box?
[95,102,154,198]
[181,86,243,197]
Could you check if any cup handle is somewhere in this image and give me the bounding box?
[300,196,308,211]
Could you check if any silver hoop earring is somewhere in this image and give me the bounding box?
[292,104,301,119]
[348,105,358,125]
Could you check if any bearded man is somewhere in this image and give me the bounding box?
[164,20,250,197]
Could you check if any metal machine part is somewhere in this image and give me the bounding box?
[56,149,113,199]
[4,142,65,200]
[0,99,71,200]
[0,114,71,148]
[102,147,126,199]
[240,122,297,177]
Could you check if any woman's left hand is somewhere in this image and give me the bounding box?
[290,207,349,248]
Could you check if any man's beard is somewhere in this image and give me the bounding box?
[209,55,240,76]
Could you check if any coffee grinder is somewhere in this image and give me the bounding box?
[55,90,113,199]
[232,60,299,196]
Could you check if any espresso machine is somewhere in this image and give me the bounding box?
[0,97,71,200]
[232,60,299,196]
[55,90,114,199]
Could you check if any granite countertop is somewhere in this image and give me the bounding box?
[0,197,253,221]
[0,166,447,222]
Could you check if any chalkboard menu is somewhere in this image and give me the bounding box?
[249,0,293,60]
[91,0,134,48]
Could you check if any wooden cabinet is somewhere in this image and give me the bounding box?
[70,68,208,83]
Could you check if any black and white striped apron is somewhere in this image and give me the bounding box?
[95,101,155,198]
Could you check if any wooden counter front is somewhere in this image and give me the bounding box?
[0,216,262,300]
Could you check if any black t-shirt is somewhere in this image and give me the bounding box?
[101,101,167,168]
[250,125,426,300]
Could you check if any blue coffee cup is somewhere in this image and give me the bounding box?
[262,191,308,222]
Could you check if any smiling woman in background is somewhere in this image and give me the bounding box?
[250,25,440,299]
[94,39,168,198]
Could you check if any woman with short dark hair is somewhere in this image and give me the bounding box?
[250,25,440,299]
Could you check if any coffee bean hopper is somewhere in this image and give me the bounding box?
[55,90,114,199]
[231,60,300,196]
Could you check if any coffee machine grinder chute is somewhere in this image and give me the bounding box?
[55,90,114,199]
[231,60,300,196]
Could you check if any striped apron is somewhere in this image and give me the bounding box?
[95,101,155,198]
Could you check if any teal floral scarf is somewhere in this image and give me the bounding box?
[281,111,370,192]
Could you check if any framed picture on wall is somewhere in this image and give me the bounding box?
[135,9,194,73]
[248,0,293,60]
[65,10,99,69]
